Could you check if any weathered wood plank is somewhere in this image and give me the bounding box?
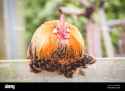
[0,59,125,82]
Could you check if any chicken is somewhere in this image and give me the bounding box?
[27,14,96,78]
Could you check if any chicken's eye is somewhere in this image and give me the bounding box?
[52,28,58,34]
[66,28,70,33]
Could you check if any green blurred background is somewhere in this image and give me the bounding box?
[0,0,125,59]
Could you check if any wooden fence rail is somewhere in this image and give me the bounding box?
[0,58,125,82]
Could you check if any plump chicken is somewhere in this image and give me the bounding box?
[27,14,95,78]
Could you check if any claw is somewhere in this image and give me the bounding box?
[79,68,85,76]
[74,68,85,76]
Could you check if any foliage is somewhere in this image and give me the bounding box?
[24,0,87,42]
[105,0,125,20]
[104,0,125,51]
[24,0,125,53]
